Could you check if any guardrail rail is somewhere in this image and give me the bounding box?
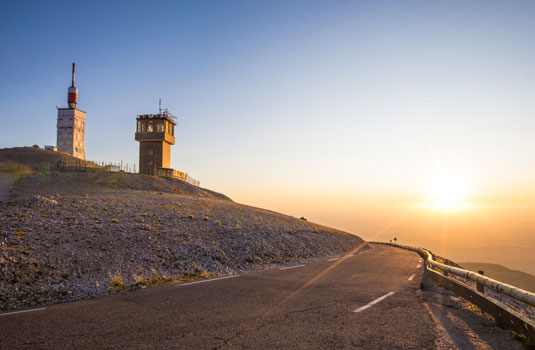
[370,241,535,345]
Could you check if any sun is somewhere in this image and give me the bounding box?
[427,172,471,212]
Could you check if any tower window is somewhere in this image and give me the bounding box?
[157,122,164,132]
[147,121,154,132]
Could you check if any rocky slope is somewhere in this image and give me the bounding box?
[0,158,366,311]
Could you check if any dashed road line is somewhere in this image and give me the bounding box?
[347,254,355,257]
[0,307,46,317]
[353,292,395,313]
[408,274,415,281]
[280,265,305,270]
[416,264,422,268]
[327,258,339,261]
[176,275,239,287]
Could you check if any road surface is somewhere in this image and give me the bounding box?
[0,245,435,349]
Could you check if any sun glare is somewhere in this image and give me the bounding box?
[427,172,471,212]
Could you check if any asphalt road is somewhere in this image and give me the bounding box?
[0,244,435,349]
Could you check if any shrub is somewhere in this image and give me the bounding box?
[109,274,124,291]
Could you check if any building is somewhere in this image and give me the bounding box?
[57,63,86,160]
[135,109,176,174]
[44,145,58,152]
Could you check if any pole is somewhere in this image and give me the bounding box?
[72,63,75,87]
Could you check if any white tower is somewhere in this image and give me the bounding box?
[57,63,86,160]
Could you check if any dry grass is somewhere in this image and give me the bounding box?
[109,274,124,291]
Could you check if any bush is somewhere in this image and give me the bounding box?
[109,274,124,291]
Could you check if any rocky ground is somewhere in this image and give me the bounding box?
[0,169,366,311]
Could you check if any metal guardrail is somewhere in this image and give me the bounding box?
[370,241,535,307]
[370,241,535,344]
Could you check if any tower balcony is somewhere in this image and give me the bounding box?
[135,131,175,145]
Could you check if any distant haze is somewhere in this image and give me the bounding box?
[1,2,533,274]
[231,190,534,275]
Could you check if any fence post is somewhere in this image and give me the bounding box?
[477,271,485,293]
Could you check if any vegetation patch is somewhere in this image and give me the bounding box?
[108,274,125,291]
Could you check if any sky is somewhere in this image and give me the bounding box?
[1,1,534,273]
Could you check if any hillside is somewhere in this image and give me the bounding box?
[0,146,229,200]
[0,148,366,311]
[0,146,100,171]
[460,262,535,293]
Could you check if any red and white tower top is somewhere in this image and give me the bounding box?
[67,63,78,108]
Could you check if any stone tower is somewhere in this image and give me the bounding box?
[135,109,176,174]
[57,63,86,160]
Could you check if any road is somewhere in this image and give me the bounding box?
[0,245,435,349]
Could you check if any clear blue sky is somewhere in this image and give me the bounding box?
[1,1,534,271]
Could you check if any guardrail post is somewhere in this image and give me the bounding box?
[477,270,485,293]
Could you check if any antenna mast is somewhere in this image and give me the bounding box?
[67,62,78,108]
[71,63,75,87]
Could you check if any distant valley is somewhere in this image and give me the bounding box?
[460,262,535,293]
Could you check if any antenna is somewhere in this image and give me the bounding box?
[67,63,78,108]
[72,63,75,87]
[159,99,162,113]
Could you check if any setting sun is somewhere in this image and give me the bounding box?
[427,172,471,212]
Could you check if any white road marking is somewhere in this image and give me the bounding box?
[416,264,422,268]
[419,259,423,263]
[347,254,355,257]
[0,307,46,317]
[353,292,395,313]
[327,258,339,261]
[408,274,415,281]
[176,275,239,287]
[280,265,305,270]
